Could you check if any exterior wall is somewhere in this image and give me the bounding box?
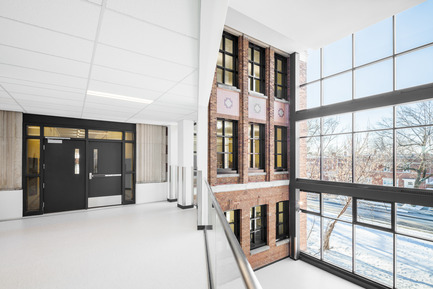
[208,34,291,269]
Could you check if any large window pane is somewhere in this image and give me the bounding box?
[396,46,433,90]
[300,191,320,213]
[322,218,352,271]
[396,0,433,53]
[396,99,433,128]
[298,118,320,137]
[298,82,320,110]
[355,226,394,287]
[396,203,433,240]
[299,137,320,180]
[354,107,393,131]
[300,213,321,259]
[323,72,352,105]
[322,134,352,183]
[355,59,393,98]
[357,200,392,229]
[322,113,352,135]
[354,130,393,185]
[125,174,134,201]
[323,194,352,222]
[355,17,393,66]
[396,235,433,289]
[125,143,134,172]
[323,35,352,77]
[305,49,321,83]
[396,127,433,189]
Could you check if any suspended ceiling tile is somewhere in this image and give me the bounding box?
[143,103,196,115]
[98,10,198,68]
[0,18,94,63]
[0,0,101,40]
[93,44,196,83]
[27,108,82,119]
[0,45,90,78]
[168,82,198,98]
[106,0,200,39]
[0,76,85,94]
[87,80,162,101]
[181,70,199,86]
[12,93,84,107]
[2,83,85,101]
[91,66,175,93]
[19,99,83,111]
[0,64,88,89]
[158,93,197,107]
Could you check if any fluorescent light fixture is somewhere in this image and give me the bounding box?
[87,90,153,104]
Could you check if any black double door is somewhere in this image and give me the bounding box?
[43,139,122,213]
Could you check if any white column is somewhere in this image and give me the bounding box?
[177,119,194,208]
[167,124,178,201]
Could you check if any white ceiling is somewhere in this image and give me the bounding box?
[0,0,425,125]
[227,0,425,53]
[0,0,199,125]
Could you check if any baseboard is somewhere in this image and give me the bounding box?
[197,225,213,230]
[167,198,177,202]
[177,204,194,209]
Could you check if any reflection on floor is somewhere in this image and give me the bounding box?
[256,258,363,289]
[0,202,207,289]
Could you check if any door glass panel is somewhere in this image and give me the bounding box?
[27,139,40,174]
[26,177,40,211]
[88,130,122,140]
[93,149,98,174]
[125,143,134,172]
[125,174,134,201]
[27,126,40,136]
[44,127,85,138]
[74,148,80,175]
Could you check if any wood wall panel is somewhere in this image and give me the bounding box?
[0,110,22,190]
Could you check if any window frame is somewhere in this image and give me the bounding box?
[217,119,238,174]
[275,126,288,171]
[276,201,289,241]
[248,43,265,94]
[275,54,288,100]
[250,205,267,250]
[217,32,238,88]
[248,123,265,171]
[224,209,241,242]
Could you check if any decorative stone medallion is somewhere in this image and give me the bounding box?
[254,103,261,113]
[224,97,233,109]
[278,108,284,118]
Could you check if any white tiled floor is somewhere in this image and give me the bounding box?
[0,202,207,289]
[256,258,363,289]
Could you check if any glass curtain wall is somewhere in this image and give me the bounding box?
[294,1,433,288]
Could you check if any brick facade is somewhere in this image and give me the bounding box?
[208,32,291,269]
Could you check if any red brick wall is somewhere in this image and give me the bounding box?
[208,33,291,269]
[215,185,290,269]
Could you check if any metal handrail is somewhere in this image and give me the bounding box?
[205,181,263,289]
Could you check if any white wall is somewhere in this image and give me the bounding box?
[136,182,168,204]
[0,190,22,221]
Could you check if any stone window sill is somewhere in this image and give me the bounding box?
[248,91,268,99]
[274,98,289,104]
[274,171,289,175]
[217,174,240,178]
[250,245,270,256]
[217,83,241,92]
[276,238,290,247]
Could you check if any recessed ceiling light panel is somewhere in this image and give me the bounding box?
[87,90,153,104]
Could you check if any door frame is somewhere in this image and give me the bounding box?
[23,114,136,216]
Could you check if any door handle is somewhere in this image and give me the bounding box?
[89,172,93,180]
